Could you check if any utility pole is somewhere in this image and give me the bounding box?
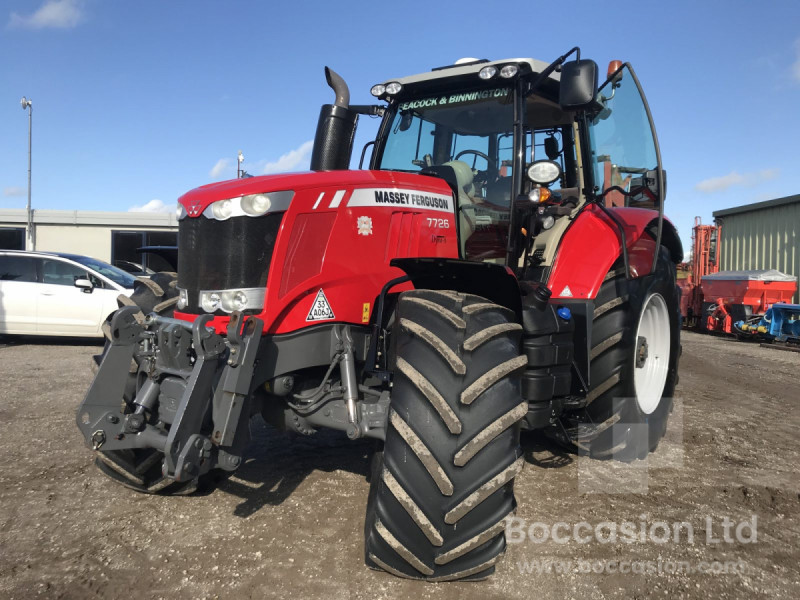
[20,97,33,250]
[237,150,244,178]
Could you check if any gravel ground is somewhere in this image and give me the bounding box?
[0,331,798,599]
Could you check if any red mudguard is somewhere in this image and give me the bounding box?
[547,204,665,300]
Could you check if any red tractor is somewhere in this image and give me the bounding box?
[78,49,683,581]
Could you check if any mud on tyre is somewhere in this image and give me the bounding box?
[364,289,527,581]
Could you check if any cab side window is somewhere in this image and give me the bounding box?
[588,65,658,208]
[0,256,37,282]
[41,259,88,286]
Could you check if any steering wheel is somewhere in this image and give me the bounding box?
[454,149,491,169]
[454,150,493,191]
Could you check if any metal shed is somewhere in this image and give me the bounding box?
[713,194,799,303]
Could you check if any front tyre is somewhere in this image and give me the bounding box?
[560,247,681,461]
[364,290,527,581]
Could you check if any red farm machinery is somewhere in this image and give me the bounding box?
[679,217,797,337]
[77,50,684,581]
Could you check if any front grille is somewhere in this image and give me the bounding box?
[178,212,284,313]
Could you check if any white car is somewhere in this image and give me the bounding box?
[0,251,136,338]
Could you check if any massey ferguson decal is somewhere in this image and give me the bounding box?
[186,199,203,217]
[347,188,452,212]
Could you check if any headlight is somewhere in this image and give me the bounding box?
[385,81,403,95]
[500,64,519,78]
[526,160,562,185]
[528,187,553,203]
[211,199,234,220]
[198,288,266,313]
[201,190,294,220]
[201,292,221,312]
[370,84,386,97]
[177,204,187,220]
[230,291,248,311]
[241,194,271,216]
[479,65,498,80]
[177,288,188,309]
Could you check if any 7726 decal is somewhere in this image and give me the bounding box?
[426,217,450,229]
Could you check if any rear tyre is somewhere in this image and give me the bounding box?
[93,272,207,496]
[558,247,681,460]
[364,290,526,581]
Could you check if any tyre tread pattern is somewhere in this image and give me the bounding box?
[365,290,526,581]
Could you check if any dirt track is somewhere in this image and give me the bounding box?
[0,331,798,599]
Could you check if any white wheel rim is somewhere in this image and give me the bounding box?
[633,293,671,414]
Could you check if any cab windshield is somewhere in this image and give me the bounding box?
[377,87,516,260]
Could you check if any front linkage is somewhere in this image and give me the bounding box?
[76,306,263,483]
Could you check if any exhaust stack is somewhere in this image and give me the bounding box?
[310,67,358,171]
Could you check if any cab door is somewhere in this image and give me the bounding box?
[587,63,663,209]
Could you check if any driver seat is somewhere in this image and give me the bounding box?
[443,160,477,254]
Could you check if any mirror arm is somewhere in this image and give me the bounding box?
[350,104,385,117]
[522,46,580,96]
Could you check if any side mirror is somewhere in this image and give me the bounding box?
[628,169,667,205]
[74,278,94,292]
[544,136,559,160]
[398,111,413,132]
[558,59,599,110]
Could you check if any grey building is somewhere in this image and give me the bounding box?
[0,209,178,272]
[713,194,799,303]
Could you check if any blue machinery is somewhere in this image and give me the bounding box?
[735,303,800,343]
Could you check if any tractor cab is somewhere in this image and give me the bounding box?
[356,54,667,281]
[370,58,579,265]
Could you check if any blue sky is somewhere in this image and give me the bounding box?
[1,0,799,251]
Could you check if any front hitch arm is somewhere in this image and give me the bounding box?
[77,309,265,482]
[76,310,227,461]
[76,306,157,451]
[162,314,226,480]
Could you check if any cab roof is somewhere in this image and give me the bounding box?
[379,58,558,88]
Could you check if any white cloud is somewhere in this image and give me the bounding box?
[3,186,26,197]
[128,199,175,213]
[209,158,231,178]
[8,0,84,30]
[694,169,779,193]
[262,140,314,174]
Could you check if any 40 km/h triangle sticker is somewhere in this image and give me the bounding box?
[306,289,335,322]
